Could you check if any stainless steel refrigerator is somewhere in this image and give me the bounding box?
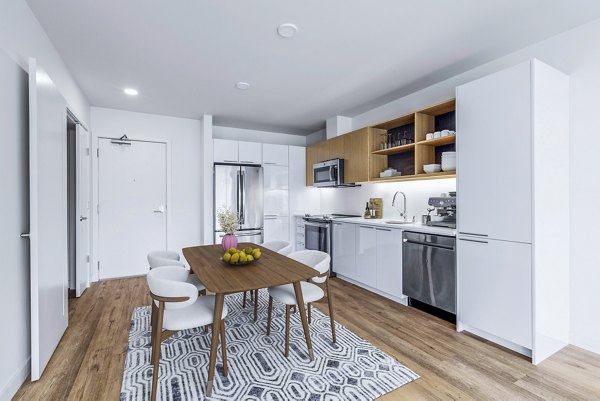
[214,164,264,244]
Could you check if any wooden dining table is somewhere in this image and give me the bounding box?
[182,243,319,397]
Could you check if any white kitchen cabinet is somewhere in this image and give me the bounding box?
[264,216,289,243]
[375,227,403,298]
[294,216,305,251]
[213,139,239,163]
[332,222,356,280]
[238,141,262,165]
[457,238,532,349]
[457,62,532,243]
[456,59,570,363]
[355,225,377,288]
[263,165,289,217]
[263,143,289,166]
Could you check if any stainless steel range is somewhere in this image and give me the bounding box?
[303,213,360,277]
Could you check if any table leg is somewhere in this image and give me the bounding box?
[206,293,224,397]
[292,281,314,361]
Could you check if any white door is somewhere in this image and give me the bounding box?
[75,125,91,296]
[98,138,168,279]
[238,141,262,165]
[355,225,377,288]
[28,59,69,381]
[213,139,239,163]
[375,227,403,298]
[263,216,289,242]
[456,61,532,243]
[332,222,356,279]
[263,143,289,166]
[263,165,289,217]
[457,238,532,349]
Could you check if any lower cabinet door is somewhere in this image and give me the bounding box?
[264,216,289,243]
[332,222,356,279]
[458,237,532,349]
[376,228,403,298]
[355,225,377,288]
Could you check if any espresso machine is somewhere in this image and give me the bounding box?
[426,191,457,228]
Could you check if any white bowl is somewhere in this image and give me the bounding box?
[441,159,456,172]
[423,164,442,174]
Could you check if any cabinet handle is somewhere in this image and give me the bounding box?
[263,162,276,165]
[376,228,392,232]
[459,238,488,244]
[359,225,375,229]
[223,160,238,163]
[458,231,488,237]
[333,222,342,225]
[240,160,256,164]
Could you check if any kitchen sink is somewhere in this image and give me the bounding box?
[385,220,414,225]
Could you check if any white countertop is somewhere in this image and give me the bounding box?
[338,217,456,236]
[293,214,456,236]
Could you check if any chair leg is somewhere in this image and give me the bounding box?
[200,289,206,296]
[284,305,291,358]
[253,289,259,321]
[242,291,247,308]
[308,303,312,324]
[326,279,336,343]
[150,302,164,401]
[220,320,228,377]
[150,302,157,331]
[266,296,273,335]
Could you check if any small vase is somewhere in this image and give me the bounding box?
[221,233,238,251]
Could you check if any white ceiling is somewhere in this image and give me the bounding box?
[27,0,600,134]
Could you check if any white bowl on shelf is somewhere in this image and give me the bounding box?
[441,159,456,172]
[423,164,442,174]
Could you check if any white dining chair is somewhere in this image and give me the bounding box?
[243,241,293,321]
[147,250,206,294]
[147,266,228,401]
[266,250,336,357]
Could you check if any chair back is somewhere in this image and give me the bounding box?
[147,266,198,309]
[287,250,330,283]
[261,240,293,256]
[148,252,185,269]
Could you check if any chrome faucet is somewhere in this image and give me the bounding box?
[392,191,407,221]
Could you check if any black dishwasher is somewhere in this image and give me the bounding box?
[402,231,456,314]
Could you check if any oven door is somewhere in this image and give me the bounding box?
[313,162,338,187]
[304,220,330,254]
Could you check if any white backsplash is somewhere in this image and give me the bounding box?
[318,178,456,220]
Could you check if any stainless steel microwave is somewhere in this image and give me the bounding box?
[313,159,344,187]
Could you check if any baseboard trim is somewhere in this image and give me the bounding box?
[458,322,532,359]
[0,357,30,401]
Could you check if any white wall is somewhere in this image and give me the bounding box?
[213,125,307,146]
[348,19,600,355]
[90,107,203,277]
[0,2,90,398]
[0,0,90,125]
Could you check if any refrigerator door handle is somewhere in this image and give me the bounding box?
[240,170,245,225]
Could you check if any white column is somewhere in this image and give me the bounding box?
[200,114,214,244]
[326,115,352,139]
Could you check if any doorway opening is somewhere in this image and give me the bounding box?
[67,115,77,299]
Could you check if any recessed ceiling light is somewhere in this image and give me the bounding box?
[277,23,298,38]
[235,82,250,90]
[123,88,138,96]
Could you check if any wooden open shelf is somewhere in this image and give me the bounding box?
[306,98,458,186]
[417,135,455,147]
[369,171,456,183]
[371,143,415,155]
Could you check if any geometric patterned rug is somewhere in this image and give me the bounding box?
[120,290,418,400]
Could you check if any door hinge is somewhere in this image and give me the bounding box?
[97,261,100,273]
[96,148,99,157]
[86,147,90,156]
[86,255,90,263]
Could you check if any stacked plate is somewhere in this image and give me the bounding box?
[441,151,456,172]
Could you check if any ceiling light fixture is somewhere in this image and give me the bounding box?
[235,82,250,90]
[277,23,298,38]
[123,88,138,96]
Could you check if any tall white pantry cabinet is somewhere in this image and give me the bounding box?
[456,59,570,364]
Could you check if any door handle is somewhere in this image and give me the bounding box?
[153,205,165,213]
[459,238,488,244]
[79,216,88,222]
[20,233,30,238]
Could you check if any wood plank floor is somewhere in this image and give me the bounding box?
[14,277,600,400]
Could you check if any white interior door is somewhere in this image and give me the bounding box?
[98,138,167,279]
[75,125,91,296]
[28,58,69,381]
